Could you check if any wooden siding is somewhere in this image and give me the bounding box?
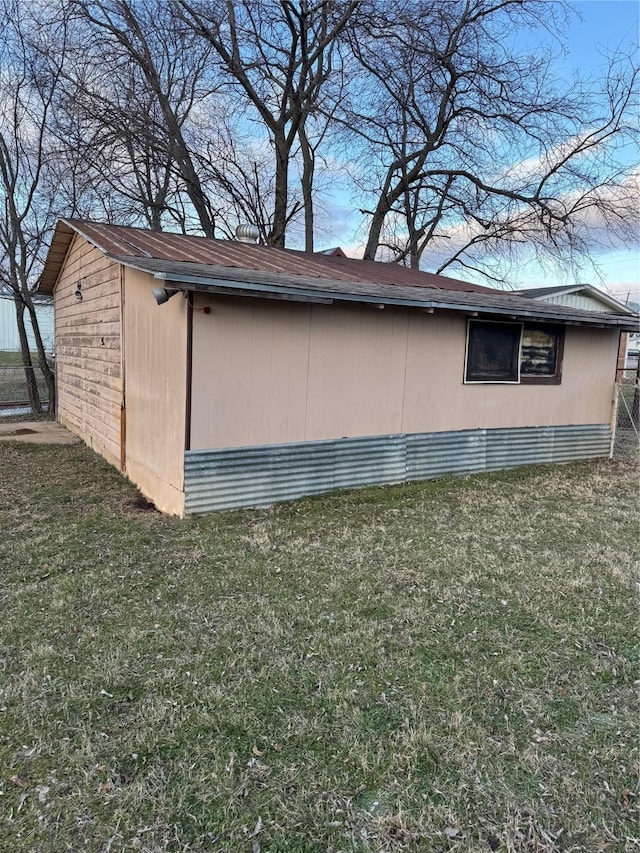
[54,235,123,467]
[122,268,187,516]
[190,295,619,450]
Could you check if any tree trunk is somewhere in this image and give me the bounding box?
[24,296,56,415]
[13,297,43,414]
[174,148,215,237]
[299,125,314,252]
[363,197,392,259]
[409,232,420,269]
[269,135,289,248]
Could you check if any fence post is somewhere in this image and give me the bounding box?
[610,380,619,459]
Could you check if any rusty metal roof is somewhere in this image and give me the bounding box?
[38,219,639,330]
[39,218,495,295]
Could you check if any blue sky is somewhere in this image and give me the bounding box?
[525,1,639,303]
[330,1,639,302]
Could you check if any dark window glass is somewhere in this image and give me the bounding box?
[466,321,521,382]
[520,326,560,376]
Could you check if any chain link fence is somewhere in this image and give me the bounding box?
[616,378,639,428]
[614,363,639,457]
[0,365,52,416]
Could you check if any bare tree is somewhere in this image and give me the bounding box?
[69,0,219,235]
[342,0,638,279]
[53,69,178,230]
[194,120,285,244]
[176,0,358,249]
[0,0,66,412]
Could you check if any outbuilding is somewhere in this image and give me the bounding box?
[0,292,54,353]
[38,219,636,515]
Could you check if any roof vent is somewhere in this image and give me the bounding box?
[235,224,260,244]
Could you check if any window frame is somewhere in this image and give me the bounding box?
[464,318,564,385]
[519,323,564,385]
[463,318,523,384]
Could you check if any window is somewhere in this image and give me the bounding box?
[520,325,563,384]
[465,320,563,384]
[465,320,522,383]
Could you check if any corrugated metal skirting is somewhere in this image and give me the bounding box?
[184,424,611,513]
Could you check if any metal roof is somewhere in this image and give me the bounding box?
[117,255,637,329]
[38,219,496,295]
[38,219,639,330]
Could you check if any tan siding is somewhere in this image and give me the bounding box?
[53,235,123,467]
[191,297,312,447]
[305,305,408,440]
[191,295,618,450]
[123,267,187,516]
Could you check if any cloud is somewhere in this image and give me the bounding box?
[412,163,640,275]
[496,132,599,184]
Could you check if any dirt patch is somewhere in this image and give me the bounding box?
[125,495,159,513]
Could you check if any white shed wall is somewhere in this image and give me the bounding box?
[542,293,611,313]
[0,296,54,352]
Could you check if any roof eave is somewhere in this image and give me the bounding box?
[147,266,639,331]
[37,219,79,294]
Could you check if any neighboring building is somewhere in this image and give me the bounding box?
[515,284,638,375]
[0,293,54,353]
[625,337,640,371]
[514,283,634,314]
[38,219,637,515]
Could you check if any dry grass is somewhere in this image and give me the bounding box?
[0,442,638,852]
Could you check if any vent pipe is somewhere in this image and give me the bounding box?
[235,224,260,244]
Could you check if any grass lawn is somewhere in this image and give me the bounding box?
[0,351,26,366]
[0,444,638,852]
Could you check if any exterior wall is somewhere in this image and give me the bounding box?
[184,424,611,513]
[190,294,619,450]
[123,268,187,516]
[402,316,618,433]
[0,296,54,352]
[54,235,123,468]
[542,292,612,313]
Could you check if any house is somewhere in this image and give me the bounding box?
[0,292,54,353]
[38,219,637,515]
[515,284,638,375]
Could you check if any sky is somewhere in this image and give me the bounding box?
[329,0,640,303]
[518,0,639,304]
